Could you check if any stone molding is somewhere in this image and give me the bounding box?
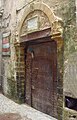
[15,2,63,44]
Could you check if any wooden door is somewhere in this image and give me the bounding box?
[25,40,57,118]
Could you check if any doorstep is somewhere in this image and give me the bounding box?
[20,104,57,120]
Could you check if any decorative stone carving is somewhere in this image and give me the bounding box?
[16,2,63,42]
[52,21,63,35]
[20,10,51,36]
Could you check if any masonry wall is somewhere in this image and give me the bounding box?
[0,0,77,119]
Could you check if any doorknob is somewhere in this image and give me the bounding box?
[31,85,35,90]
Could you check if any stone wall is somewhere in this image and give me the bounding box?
[76,0,77,24]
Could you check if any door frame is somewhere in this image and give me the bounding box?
[14,28,64,119]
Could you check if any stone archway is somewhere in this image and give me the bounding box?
[15,2,63,41]
[14,2,63,120]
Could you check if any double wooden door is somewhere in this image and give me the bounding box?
[25,40,57,118]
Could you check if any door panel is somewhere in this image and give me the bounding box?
[25,40,57,118]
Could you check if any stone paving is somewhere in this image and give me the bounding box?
[0,94,57,120]
[0,113,22,120]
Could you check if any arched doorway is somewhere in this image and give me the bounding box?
[23,32,57,118]
[15,2,63,120]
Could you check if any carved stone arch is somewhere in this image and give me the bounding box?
[16,2,63,42]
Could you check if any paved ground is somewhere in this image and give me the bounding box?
[0,113,22,120]
[0,94,57,120]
